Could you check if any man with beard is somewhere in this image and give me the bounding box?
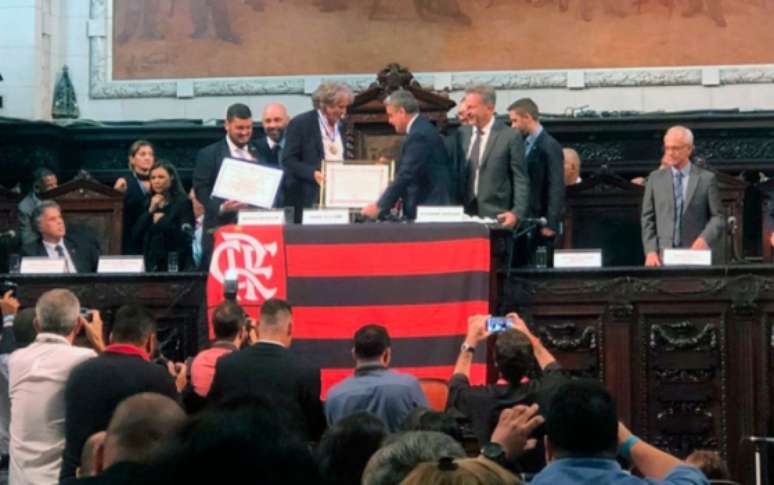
[255,103,290,208]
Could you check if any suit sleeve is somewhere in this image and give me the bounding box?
[282,116,319,184]
[545,139,566,231]
[508,134,529,217]
[192,147,226,221]
[641,174,659,254]
[301,366,326,441]
[699,173,725,245]
[378,134,429,212]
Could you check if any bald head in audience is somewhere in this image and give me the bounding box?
[563,148,581,186]
[78,431,106,478]
[96,393,186,473]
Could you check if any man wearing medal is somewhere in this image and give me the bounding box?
[283,81,354,223]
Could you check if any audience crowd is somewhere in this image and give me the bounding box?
[0,287,724,485]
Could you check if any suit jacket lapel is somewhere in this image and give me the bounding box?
[311,111,325,161]
[684,164,700,210]
[461,126,472,162]
[480,121,501,169]
[526,131,544,165]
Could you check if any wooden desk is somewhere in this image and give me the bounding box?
[4,272,206,361]
[498,265,774,481]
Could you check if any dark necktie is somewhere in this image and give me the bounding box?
[271,144,281,166]
[467,128,484,203]
[673,171,684,247]
[55,245,71,273]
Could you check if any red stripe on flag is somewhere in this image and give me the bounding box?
[320,364,487,400]
[293,302,490,339]
[286,239,490,277]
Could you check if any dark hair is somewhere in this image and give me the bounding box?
[212,300,246,340]
[149,161,186,203]
[495,329,540,385]
[260,298,292,325]
[226,103,252,121]
[12,307,38,347]
[545,379,618,457]
[154,399,319,484]
[318,412,387,485]
[33,167,56,193]
[401,408,463,444]
[110,304,156,345]
[354,325,391,360]
[508,98,540,121]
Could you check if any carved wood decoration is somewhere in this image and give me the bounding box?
[345,64,455,161]
[41,178,124,254]
[501,267,774,484]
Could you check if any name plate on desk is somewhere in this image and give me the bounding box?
[416,206,466,223]
[20,257,66,274]
[554,250,602,268]
[238,210,285,226]
[97,256,145,274]
[302,209,349,225]
[662,249,712,266]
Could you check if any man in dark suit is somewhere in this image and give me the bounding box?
[457,86,529,228]
[60,305,178,481]
[361,90,452,220]
[641,126,725,266]
[21,200,100,273]
[508,98,565,247]
[193,103,266,268]
[282,82,353,223]
[255,103,289,169]
[208,298,326,442]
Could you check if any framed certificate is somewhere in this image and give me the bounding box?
[322,160,393,208]
[212,158,283,209]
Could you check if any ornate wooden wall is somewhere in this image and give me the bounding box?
[500,265,774,482]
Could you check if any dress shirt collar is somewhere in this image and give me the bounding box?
[670,161,692,178]
[354,363,388,376]
[225,135,253,160]
[34,332,70,345]
[477,115,495,136]
[406,114,419,134]
[42,238,65,251]
[525,123,544,148]
[266,136,284,150]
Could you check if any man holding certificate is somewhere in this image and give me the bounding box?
[361,90,453,220]
[192,103,283,268]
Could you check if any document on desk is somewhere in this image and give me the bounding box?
[324,162,391,208]
[212,158,283,209]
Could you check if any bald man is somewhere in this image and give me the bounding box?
[256,103,290,208]
[641,126,724,266]
[562,148,581,186]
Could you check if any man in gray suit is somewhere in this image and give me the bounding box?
[457,86,528,228]
[641,126,724,266]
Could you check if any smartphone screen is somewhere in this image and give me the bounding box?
[487,317,512,333]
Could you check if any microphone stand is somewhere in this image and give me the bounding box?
[505,220,541,280]
[743,436,772,485]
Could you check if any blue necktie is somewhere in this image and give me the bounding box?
[673,171,684,247]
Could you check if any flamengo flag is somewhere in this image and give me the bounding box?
[207,223,490,397]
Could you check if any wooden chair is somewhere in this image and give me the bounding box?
[418,377,450,412]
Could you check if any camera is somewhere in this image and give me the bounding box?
[79,307,93,322]
[0,280,18,298]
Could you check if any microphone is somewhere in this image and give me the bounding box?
[0,230,16,239]
[519,217,548,227]
[745,436,774,444]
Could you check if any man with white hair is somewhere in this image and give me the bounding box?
[641,125,724,267]
[8,289,103,485]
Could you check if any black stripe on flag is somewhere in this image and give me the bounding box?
[287,272,489,306]
[290,335,487,369]
[285,223,489,245]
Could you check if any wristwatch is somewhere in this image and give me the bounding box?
[460,342,476,354]
[480,442,507,465]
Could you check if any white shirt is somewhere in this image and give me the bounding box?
[0,315,14,455]
[318,111,344,162]
[42,239,77,274]
[406,114,419,134]
[8,334,96,485]
[225,135,255,162]
[467,116,495,196]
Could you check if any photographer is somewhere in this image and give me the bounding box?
[447,313,570,474]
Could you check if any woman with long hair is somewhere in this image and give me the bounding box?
[131,161,194,272]
[115,140,155,254]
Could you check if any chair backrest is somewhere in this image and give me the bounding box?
[418,377,449,412]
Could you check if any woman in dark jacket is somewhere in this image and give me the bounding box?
[131,161,194,272]
[115,140,154,254]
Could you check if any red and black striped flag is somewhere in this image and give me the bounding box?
[207,223,490,397]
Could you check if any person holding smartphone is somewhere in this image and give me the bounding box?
[447,312,569,475]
